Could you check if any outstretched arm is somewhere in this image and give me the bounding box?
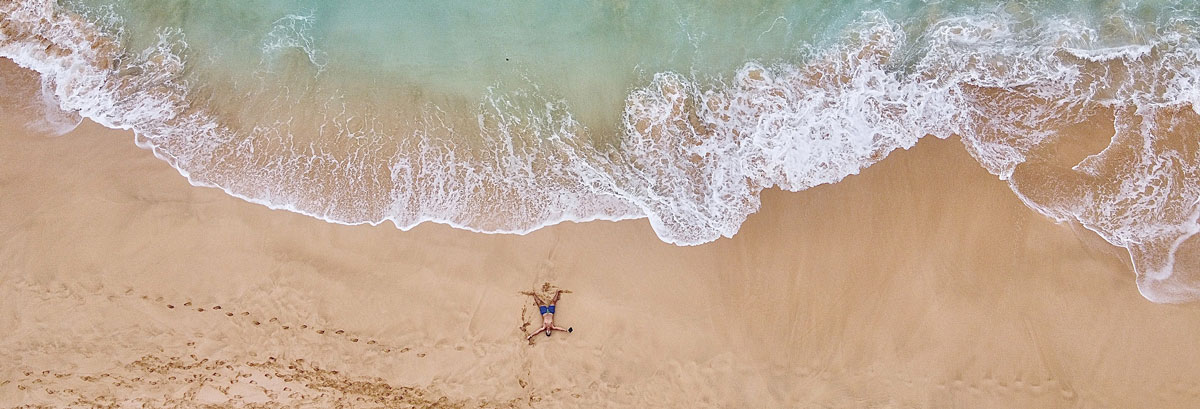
[551,326,572,333]
[526,326,547,340]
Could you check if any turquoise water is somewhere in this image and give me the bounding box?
[58,0,1027,128]
[5,0,1200,301]
[65,0,832,130]
[56,0,1194,130]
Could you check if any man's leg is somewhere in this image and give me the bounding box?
[549,290,561,305]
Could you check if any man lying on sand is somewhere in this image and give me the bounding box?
[527,290,573,341]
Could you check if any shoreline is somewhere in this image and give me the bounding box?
[3,113,1200,407]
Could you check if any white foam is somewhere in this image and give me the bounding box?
[261,11,328,73]
[7,0,1200,302]
[613,14,960,243]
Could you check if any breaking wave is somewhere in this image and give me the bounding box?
[4,0,1200,302]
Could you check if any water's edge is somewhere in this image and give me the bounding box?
[4,0,1200,302]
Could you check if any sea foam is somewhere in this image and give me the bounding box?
[4,0,1200,302]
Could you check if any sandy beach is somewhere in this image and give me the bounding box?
[3,58,1200,408]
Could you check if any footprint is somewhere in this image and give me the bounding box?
[150,299,398,354]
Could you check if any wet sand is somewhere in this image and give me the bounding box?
[3,60,1200,408]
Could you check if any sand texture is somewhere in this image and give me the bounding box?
[3,60,1200,408]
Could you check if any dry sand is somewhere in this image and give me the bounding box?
[3,60,1200,408]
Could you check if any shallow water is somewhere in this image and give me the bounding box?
[3,0,1200,301]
